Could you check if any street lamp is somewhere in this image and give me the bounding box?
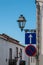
[17,14,26,31]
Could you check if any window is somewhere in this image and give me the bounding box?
[16,47,18,57]
[9,48,12,59]
[20,48,22,60]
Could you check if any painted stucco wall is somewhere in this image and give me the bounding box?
[0,38,29,65]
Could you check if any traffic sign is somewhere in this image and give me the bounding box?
[25,32,36,44]
[25,44,37,56]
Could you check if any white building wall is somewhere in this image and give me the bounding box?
[15,43,29,65]
[0,38,16,65]
[0,38,29,65]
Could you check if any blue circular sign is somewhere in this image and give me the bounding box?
[25,44,37,56]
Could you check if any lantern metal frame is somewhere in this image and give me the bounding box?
[17,14,26,31]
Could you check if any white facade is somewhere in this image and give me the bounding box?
[0,33,29,65]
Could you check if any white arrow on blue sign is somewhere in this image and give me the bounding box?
[29,34,32,44]
[25,33,36,44]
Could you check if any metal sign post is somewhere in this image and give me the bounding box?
[25,29,36,65]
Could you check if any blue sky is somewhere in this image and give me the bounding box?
[0,0,36,45]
